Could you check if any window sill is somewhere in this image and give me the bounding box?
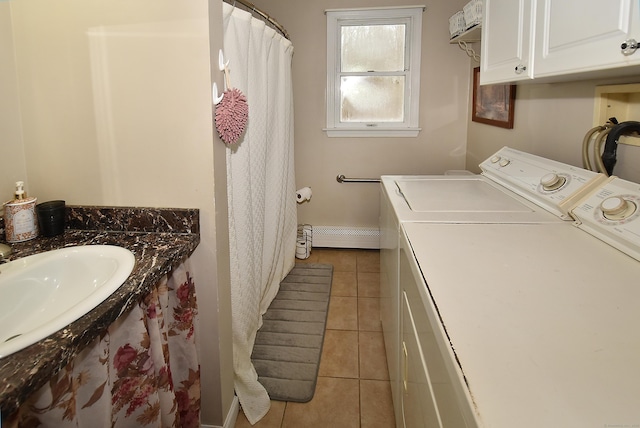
[323,128,421,138]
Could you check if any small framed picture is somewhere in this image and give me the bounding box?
[472,67,516,129]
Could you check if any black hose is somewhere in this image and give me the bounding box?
[601,121,640,175]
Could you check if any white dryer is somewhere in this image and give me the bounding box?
[401,175,640,427]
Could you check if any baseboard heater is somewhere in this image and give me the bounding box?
[311,226,380,249]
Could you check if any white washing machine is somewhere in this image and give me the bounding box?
[400,176,640,427]
[380,147,608,427]
[382,146,608,224]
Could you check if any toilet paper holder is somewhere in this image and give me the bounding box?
[296,187,312,203]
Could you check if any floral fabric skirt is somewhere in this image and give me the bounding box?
[6,260,200,428]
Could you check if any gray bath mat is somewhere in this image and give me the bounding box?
[251,263,333,402]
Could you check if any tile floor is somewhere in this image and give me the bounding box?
[234,248,396,428]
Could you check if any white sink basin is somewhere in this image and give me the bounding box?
[0,245,135,358]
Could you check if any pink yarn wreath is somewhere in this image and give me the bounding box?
[215,88,248,145]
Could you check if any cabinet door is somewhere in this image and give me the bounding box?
[534,0,640,77]
[481,0,535,84]
[401,291,443,428]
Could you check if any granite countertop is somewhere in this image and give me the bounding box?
[0,206,200,415]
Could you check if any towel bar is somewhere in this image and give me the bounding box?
[336,174,381,183]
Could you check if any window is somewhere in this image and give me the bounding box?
[325,6,424,137]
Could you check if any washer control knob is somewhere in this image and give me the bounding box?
[540,173,566,191]
[498,158,510,167]
[490,155,501,164]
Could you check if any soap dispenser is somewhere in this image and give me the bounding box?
[3,181,38,242]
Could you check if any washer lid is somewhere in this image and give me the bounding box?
[381,175,562,223]
[396,176,530,212]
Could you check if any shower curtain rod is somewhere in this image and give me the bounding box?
[224,0,290,40]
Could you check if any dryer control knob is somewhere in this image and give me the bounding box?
[601,196,631,218]
[498,158,510,167]
[540,173,566,191]
[600,196,637,220]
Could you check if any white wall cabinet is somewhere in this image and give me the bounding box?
[481,0,640,85]
[480,0,534,85]
[534,0,640,78]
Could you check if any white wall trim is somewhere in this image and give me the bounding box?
[312,226,380,249]
[201,395,239,428]
[324,128,421,137]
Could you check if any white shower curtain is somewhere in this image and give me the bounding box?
[222,3,297,425]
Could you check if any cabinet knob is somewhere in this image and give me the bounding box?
[621,39,638,55]
[514,64,527,74]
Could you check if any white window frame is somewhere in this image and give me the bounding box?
[325,6,424,138]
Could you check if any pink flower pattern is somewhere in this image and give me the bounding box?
[113,344,137,372]
[6,261,200,428]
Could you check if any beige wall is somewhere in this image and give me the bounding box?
[2,0,234,425]
[256,0,471,229]
[0,3,27,202]
[466,64,640,177]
